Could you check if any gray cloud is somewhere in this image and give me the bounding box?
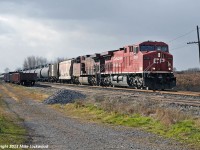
[0,0,200,72]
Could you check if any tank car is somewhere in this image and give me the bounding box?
[40,65,49,81]
[34,67,42,80]
[49,63,59,82]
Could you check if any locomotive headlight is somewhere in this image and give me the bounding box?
[168,67,171,70]
[152,67,156,70]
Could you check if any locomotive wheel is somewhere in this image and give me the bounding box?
[134,76,143,89]
[89,77,96,86]
[128,77,133,86]
[104,77,111,87]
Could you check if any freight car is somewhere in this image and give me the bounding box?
[5,72,37,86]
[4,72,15,82]
[0,74,4,81]
[49,63,59,82]
[20,40,176,90]
[59,60,73,83]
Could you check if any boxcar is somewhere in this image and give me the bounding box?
[11,72,37,86]
[4,73,12,82]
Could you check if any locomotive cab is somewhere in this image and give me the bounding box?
[136,41,176,89]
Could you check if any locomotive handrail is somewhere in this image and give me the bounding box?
[144,62,155,72]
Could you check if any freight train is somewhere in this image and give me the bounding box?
[2,41,176,89]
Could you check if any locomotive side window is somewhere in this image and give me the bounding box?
[133,47,138,54]
[124,48,127,53]
[129,46,133,52]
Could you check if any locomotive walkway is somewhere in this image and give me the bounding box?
[0,83,188,150]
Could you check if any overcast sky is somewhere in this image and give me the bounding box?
[0,0,200,72]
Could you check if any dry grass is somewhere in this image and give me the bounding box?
[88,95,195,127]
[155,108,191,126]
[175,73,200,91]
[1,83,49,101]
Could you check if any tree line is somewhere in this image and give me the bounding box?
[3,56,67,73]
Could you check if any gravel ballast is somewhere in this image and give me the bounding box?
[43,89,86,104]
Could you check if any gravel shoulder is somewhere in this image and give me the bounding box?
[0,83,189,150]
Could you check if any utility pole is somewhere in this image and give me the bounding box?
[187,25,200,63]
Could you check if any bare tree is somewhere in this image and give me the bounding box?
[23,59,29,69]
[173,67,177,72]
[55,57,67,63]
[23,56,48,69]
[185,67,200,73]
[15,67,22,72]
[4,67,10,73]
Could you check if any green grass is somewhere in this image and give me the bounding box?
[54,102,200,148]
[0,95,27,147]
[167,120,200,142]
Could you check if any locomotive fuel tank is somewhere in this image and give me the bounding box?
[111,75,129,87]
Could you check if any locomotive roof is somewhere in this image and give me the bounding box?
[101,50,118,56]
[139,41,168,46]
[90,53,100,58]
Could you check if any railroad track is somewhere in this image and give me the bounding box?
[36,82,200,107]
[37,82,200,97]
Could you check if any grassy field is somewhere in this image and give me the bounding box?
[0,94,27,148]
[52,102,200,149]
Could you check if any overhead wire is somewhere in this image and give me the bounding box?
[169,28,196,51]
[171,44,192,51]
[168,29,195,43]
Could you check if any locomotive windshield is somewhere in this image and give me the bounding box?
[140,45,168,52]
[156,46,168,52]
[140,45,154,51]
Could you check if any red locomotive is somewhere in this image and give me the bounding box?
[73,41,176,90]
